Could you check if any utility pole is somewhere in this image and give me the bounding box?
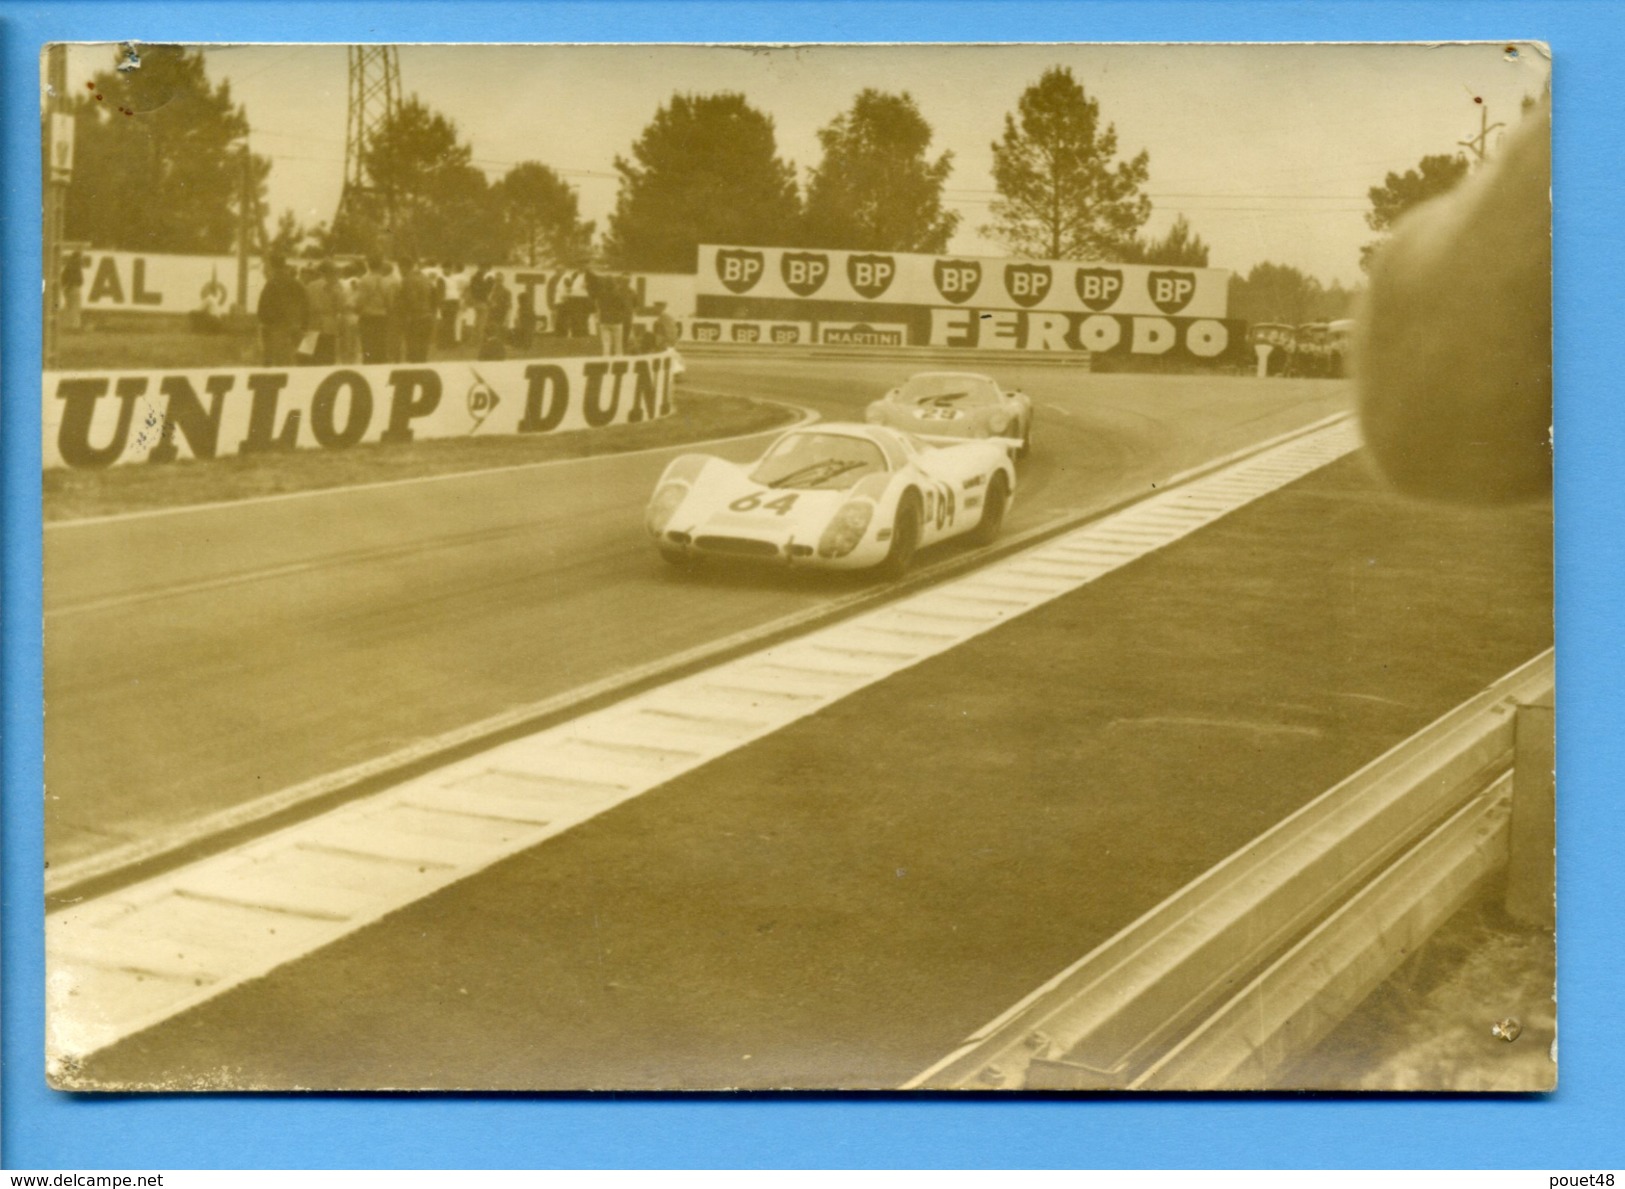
[43,44,69,370]
[1458,99,1507,165]
[236,142,252,314]
[337,46,403,240]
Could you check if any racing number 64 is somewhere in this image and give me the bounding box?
[730,492,801,516]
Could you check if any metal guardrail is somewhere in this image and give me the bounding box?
[907,648,1555,1090]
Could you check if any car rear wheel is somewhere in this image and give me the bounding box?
[971,471,1010,545]
[879,492,922,578]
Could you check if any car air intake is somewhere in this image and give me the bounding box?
[694,536,781,557]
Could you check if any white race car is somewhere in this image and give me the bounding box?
[645,422,1018,574]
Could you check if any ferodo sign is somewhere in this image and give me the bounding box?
[682,318,812,345]
[928,307,1242,359]
[41,353,679,470]
[69,251,265,315]
[698,244,1228,318]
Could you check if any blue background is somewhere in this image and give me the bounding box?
[4,0,1620,1170]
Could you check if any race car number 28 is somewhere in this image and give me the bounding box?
[729,492,800,515]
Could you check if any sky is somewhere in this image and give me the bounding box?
[64,41,1550,286]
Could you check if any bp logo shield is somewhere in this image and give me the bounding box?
[781,252,830,297]
[846,253,896,299]
[1004,263,1052,308]
[1147,270,1198,315]
[933,259,982,304]
[715,248,765,294]
[1074,267,1124,311]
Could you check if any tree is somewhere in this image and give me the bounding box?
[1227,262,1357,326]
[63,44,269,254]
[1122,214,1211,266]
[497,162,594,267]
[986,66,1151,261]
[330,97,508,265]
[1359,152,1469,271]
[604,93,802,273]
[266,210,310,260]
[802,89,959,253]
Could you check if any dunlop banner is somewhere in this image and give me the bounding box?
[698,244,1229,319]
[42,352,679,470]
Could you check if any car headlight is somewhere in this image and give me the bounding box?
[646,482,688,535]
[818,499,875,558]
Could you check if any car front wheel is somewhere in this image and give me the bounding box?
[879,492,923,578]
[971,471,1010,545]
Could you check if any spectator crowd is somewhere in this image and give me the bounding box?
[256,257,677,369]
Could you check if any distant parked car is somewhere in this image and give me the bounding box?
[865,372,1033,458]
[645,422,1018,576]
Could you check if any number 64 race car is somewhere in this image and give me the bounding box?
[645,422,1019,575]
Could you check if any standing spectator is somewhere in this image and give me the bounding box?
[486,271,514,352]
[384,259,406,362]
[256,256,308,366]
[302,261,348,365]
[597,273,633,356]
[439,263,464,347]
[651,300,681,352]
[466,265,495,350]
[514,287,537,355]
[355,256,395,364]
[397,257,436,364]
[336,261,364,363]
[60,250,86,331]
[543,270,563,337]
[555,264,594,338]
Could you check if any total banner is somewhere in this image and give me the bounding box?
[42,352,680,470]
[63,252,699,323]
[67,250,264,316]
[698,243,1229,319]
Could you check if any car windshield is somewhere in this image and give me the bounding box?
[750,432,888,490]
[893,374,998,408]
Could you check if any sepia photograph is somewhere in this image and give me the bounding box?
[40,40,1553,1093]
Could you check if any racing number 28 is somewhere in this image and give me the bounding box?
[729,492,800,516]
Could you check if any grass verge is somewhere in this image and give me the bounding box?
[43,389,796,522]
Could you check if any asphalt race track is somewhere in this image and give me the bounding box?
[70,446,1552,1089]
[45,358,1346,872]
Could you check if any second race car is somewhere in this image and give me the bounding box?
[865,371,1034,457]
[645,422,1018,575]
